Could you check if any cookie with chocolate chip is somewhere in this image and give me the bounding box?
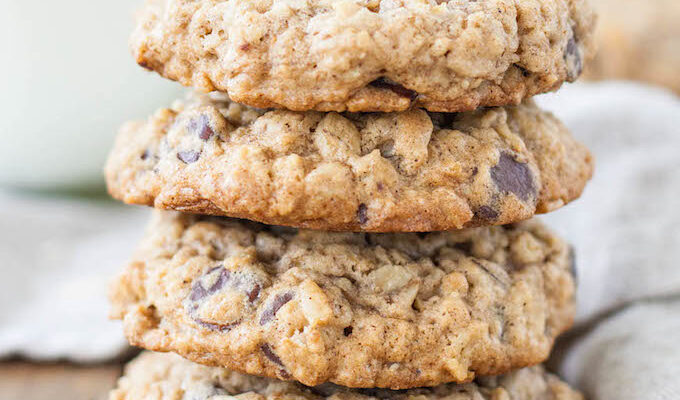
[131,0,596,112]
[105,93,593,232]
[110,352,583,400]
[109,211,576,389]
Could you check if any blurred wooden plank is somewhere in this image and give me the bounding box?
[0,362,121,400]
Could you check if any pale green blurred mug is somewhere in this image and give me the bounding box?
[0,1,184,192]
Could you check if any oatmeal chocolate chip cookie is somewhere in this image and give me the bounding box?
[585,0,680,94]
[105,93,593,232]
[110,211,576,389]
[131,0,596,112]
[110,352,583,400]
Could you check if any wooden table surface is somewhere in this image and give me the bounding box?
[0,361,122,400]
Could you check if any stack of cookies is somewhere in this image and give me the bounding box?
[105,1,596,399]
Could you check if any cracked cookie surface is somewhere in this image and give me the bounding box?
[131,0,596,112]
[110,211,576,389]
[105,93,593,232]
[110,352,583,400]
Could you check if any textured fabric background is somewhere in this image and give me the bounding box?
[538,83,680,400]
[0,195,146,362]
[0,82,678,399]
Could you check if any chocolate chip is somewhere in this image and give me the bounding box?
[259,292,294,325]
[177,150,201,164]
[189,115,215,141]
[343,326,353,336]
[475,205,499,222]
[260,343,284,366]
[189,283,207,303]
[210,269,230,292]
[137,60,153,71]
[187,267,264,332]
[369,78,418,101]
[357,204,369,225]
[261,343,291,378]
[189,267,231,302]
[246,284,261,303]
[194,318,240,332]
[490,152,536,203]
[564,35,583,81]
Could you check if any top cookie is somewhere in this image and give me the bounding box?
[132,0,596,112]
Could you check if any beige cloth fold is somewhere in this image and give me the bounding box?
[537,82,680,400]
[557,298,680,400]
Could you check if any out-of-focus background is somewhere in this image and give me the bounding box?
[0,1,678,399]
[0,1,182,398]
[0,1,184,191]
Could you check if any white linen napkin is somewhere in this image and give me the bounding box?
[537,82,680,400]
[0,192,147,362]
[537,82,680,323]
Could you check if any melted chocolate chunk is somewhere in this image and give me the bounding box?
[247,284,262,303]
[475,205,499,221]
[189,267,231,302]
[260,343,284,366]
[189,284,207,303]
[189,115,215,141]
[357,204,369,225]
[370,78,418,101]
[490,152,536,203]
[343,326,353,336]
[177,150,201,164]
[187,267,264,332]
[261,343,291,378]
[194,318,240,332]
[259,292,294,325]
